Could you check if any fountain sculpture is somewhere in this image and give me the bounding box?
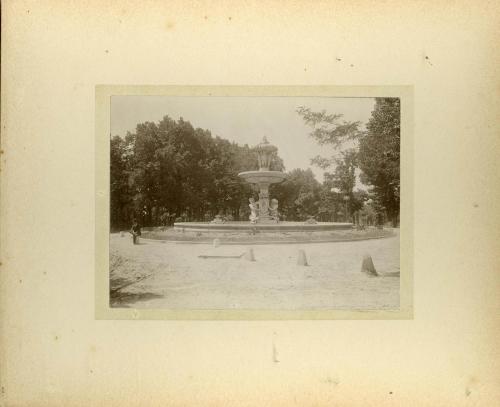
[238,137,286,224]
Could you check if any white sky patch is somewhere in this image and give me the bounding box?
[111,96,375,185]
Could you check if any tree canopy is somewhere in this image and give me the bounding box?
[297,98,401,226]
[358,98,400,224]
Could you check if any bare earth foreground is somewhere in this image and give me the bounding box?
[109,230,400,310]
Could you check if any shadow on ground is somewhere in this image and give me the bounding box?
[110,291,164,308]
[109,277,132,292]
[382,271,400,277]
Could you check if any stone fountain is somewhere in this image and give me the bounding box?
[238,137,286,223]
[171,136,353,235]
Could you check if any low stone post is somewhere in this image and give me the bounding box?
[297,249,308,266]
[361,255,378,276]
[244,248,256,261]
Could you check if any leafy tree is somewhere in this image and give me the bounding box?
[358,98,400,226]
[271,168,321,221]
[297,107,363,208]
[296,107,363,149]
[110,135,133,229]
[297,98,400,226]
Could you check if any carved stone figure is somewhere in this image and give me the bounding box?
[269,198,279,222]
[305,216,317,224]
[210,214,225,224]
[249,197,259,224]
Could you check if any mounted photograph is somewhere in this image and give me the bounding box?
[101,88,407,317]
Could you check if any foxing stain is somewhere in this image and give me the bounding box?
[323,376,339,386]
[272,342,279,363]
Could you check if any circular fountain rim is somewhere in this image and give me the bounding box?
[140,223,394,244]
[238,170,287,184]
[238,170,287,176]
[173,221,353,232]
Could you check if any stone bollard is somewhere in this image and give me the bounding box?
[297,249,308,266]
[244,248,256,262]
[213,238,221,248]
[361,255,378,276]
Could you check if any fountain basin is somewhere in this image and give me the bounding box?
[140,223,397,245]
[238,170,287,185]
[173,221,353,232]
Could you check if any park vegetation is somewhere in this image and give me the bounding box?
[297,97,400,226]
[110,98,400,229]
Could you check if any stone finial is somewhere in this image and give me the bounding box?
[305,216,317,224]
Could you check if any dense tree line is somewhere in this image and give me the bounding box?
[297,97,401,226]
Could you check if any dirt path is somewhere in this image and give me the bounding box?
[109,231,400,310]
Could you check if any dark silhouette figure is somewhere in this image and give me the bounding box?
[130,219,142,244]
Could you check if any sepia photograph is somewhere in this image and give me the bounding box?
[107,93,403,312]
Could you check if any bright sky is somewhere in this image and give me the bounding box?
[111,96,375,185]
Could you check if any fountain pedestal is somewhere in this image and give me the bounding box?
[258,184,271,222]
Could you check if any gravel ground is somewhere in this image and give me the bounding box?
[109,230,400,310]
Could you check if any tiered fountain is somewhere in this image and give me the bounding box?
[173,137,353,234]
[238,136,286,223]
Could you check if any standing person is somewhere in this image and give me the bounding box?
[130,219,142,244]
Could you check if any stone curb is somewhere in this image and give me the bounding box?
[138,234,394,246]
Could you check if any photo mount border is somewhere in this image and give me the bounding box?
[95,85,414,320]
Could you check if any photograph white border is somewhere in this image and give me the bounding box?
[95,85,414,320]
